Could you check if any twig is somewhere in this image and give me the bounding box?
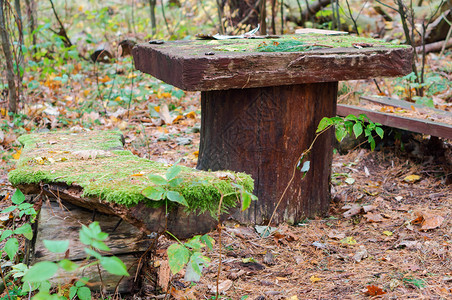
[48,0,72,47]
[215,191,225,300]
[262,125,333,237]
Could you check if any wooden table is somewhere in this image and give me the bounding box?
[133,35,413,225]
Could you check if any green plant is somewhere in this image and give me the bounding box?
[167,234,214,282]
[0,190,36,262]
[14,221,129,298]
[141,160,188,206]
[317,114,384,151]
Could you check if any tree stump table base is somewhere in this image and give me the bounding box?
[198,83,337,224]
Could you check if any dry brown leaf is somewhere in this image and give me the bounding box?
[170,287,198,300]
[342,204,362,218]
[412,211,444,230]
[227,269,246,280]
[364,212,384,222]
[363,205,377,213]
[328,230,346,240]
[364,285,386,296]
[158,103,175,124]
[208,279,233,294]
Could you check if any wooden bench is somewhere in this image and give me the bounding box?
[338,96,452,140]
[133,33,414,224]
[9,130,253,292]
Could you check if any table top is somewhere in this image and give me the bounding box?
[133,34,414,91]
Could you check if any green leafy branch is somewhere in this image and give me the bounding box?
[13,221,129,300]
[141,161,188,206]
[262,114,383,237]
[317,114,384,151]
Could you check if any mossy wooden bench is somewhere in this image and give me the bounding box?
[8,131,253,293]
[133,33,414,224]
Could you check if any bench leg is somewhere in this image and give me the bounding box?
[197,82,338,224]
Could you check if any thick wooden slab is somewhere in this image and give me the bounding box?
[337,104,452,139]
[133,37,413,91]
[33,201,147,293]
[19,182,221,239]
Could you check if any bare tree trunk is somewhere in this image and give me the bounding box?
[148,0,156,35]
[227,0,260,28]
[260,0,267,34]
[0,0,18,113]
[24,0,36,54]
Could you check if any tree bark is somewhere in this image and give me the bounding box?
[226,0,260,29]
[24,0,37,54]
[148,0,156,35]
[0,0,18,113]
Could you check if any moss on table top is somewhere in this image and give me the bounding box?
[186,34,409,53]
[8,131,254,216]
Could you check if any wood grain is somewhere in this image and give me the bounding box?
[197,83,337,224]
[133,41,413,91]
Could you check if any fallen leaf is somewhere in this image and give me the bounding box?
[353,245,368,262]
[158,104,175,124]
[185,111,197,119]
[328,231,346,240]
[342,204,362,218]
[276,276,289,281]
[404,174,421,183]
[208,279,233,294]
[227,270,246,280]
[364,285,386,296]
[396,240,421,249]
[383,231,393,236]
[364,212,383,222]
[309,275,322,283]
[286,296,298,300]
[362,205,377,213]
[170,287,197,300]
[412,211,444,230]
[12,149,21,160]
[340,237,357,245]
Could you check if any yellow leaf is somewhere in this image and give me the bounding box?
[0,108,6,117]
[83,90,90,97]
[185,111,197,119]
[276,277,289,281]
[193,151,199,158]
[403,175,421,183]
[118,121,128,130]
[127,73,137,79]
[310,275,322,283]
[99,75,111,83]
[340,236,357,245]
[172,115,183,124]
[131,172,145,177]
[383,231,393,236]
[287,296,298,300]
[154,106,160,113]
[12,149,21,160]
[78,5,84,12]
[114,96,122,102]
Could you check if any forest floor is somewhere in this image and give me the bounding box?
[126,116,452,300]
[0,51,451,300]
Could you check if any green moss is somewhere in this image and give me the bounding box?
[189,34,409,52]
[8,131,254,216]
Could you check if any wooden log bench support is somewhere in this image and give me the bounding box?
[8,131,254,293]
[133,33,414,224]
